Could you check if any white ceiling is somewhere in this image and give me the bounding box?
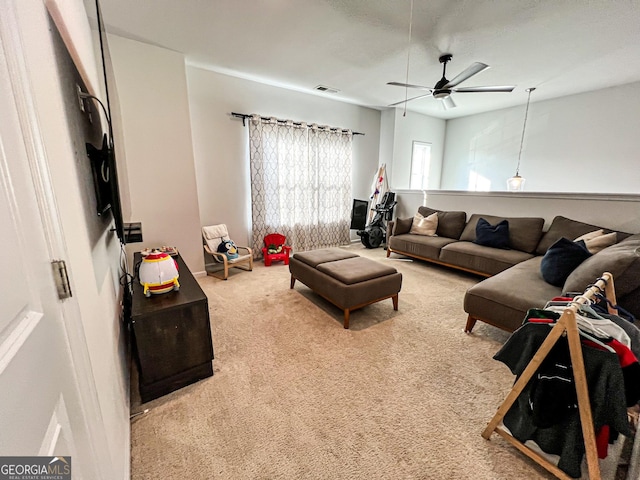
[96,0,640,119]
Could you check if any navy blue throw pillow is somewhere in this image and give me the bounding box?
[540,238,592,287]
[474,218,510,249]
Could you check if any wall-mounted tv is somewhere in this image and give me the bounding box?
[86,130,125,244]
[86,0,126,244]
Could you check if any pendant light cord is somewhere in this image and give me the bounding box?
[516,87,535,175]
[403,0,414,117]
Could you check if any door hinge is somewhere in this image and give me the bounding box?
[51,260,72,299]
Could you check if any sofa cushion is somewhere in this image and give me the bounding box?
[418,207,467,240]
[464,257,561,332]
[392,217,413,236]
[564,234,640,300]
[440,241,535,276]
[540,238,592,287]
[460,214,545,254]
[388,234,458,262]
[474,218,510,249]
[410,211,438,236]
[536,216,614,255]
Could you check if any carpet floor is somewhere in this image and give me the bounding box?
[129,245,614,479]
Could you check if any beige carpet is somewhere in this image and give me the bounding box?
[130,245,561,479]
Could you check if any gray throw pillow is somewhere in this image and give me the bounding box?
[393,217,413,236]
[417,207,467,239]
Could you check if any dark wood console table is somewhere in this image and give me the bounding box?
[131,252,214,403]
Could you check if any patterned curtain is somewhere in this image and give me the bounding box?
[249,116,352,256]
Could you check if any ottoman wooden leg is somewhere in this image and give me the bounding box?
[290,275,296,289]
[392,294,398,310]
[464,315,478,333]
[343,309,350,329]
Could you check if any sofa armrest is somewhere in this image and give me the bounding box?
[387,220,395,240]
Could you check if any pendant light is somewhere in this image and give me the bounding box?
[507,87,535,191]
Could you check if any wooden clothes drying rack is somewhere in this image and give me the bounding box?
[482,272,619,480]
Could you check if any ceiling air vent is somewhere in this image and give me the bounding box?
[314,85,340,94]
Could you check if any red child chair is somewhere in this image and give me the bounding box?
[262,233,291,266]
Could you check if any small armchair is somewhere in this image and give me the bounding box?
[262,233,291,266]
[202,224,253,280]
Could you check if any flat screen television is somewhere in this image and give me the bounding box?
[85,0,126,244]
[350,199,369,230]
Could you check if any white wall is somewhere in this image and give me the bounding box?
[386,109,446,190]
[186,66,382,249]
[108,35,204,272]
[378,108,395,173]
[15,0,129,477]
[441,81,640,193]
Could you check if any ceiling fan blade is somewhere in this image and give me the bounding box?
[388,93,433,107]
[442,96,456,110]
[443,62,489,88]
[453,86,516,93]
[387,81,434,91]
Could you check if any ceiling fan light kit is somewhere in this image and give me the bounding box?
[433,90,451,99]
[388,53,514,109]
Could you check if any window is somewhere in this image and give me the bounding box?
[410,141,431,190]
[248,117,353,254]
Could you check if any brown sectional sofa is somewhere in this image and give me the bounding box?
[387,207,640,333]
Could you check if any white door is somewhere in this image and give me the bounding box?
[0,10,102,480]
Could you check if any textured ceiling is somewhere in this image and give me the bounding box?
[93,0,640,119]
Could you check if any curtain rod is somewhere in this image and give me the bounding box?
[231,112,364,136]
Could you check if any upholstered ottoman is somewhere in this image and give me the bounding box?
[289,248,402,328]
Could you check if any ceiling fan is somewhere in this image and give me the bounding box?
[388,54,516,109]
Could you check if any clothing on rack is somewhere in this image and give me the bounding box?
[494,322,631,478]
[582,337,640,408]
[544,305,631,347]
[591,292,636,323]
[599,312,640,361]
[525,307,640,404]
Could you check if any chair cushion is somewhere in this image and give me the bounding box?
[228,253,252,264]
[202,224,230,253]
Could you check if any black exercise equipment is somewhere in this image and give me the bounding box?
[356,192,397,249]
